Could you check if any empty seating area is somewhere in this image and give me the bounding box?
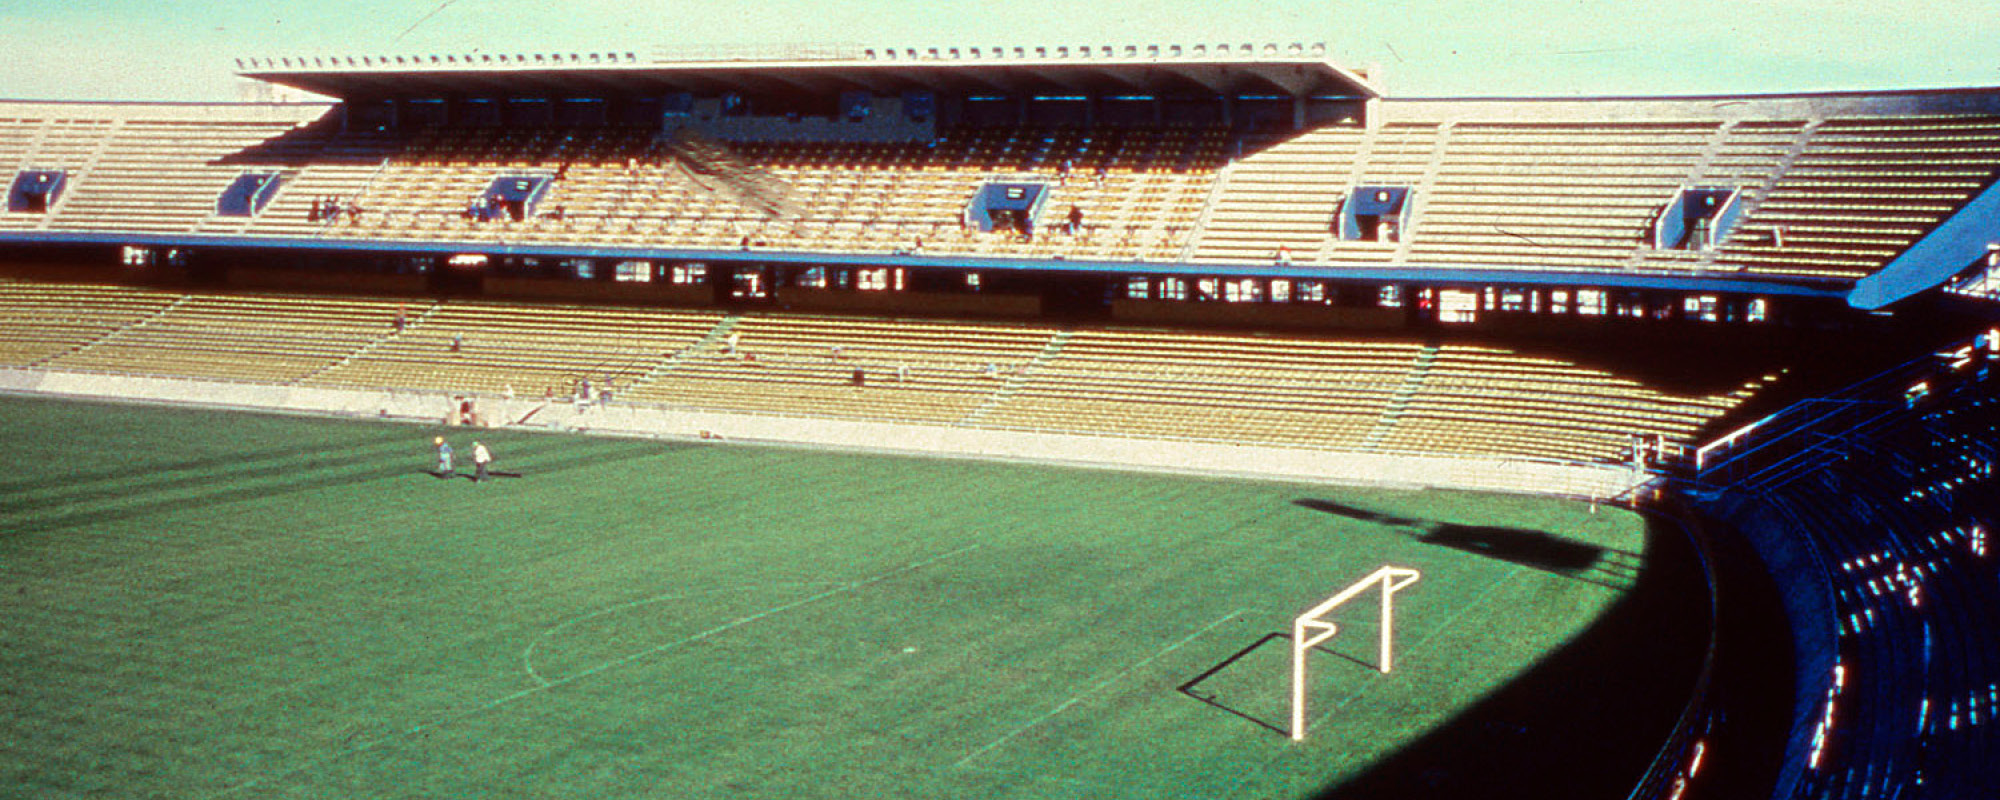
[1408,122,1718,270]
[46,119,308,234]
[0,118,116,232]
[985,329,1418,449]
[43,293,410,383]
[0,281,182,367]
[0,281,1770,465]
[625,314,1056,424]
[1190,112,2000,284]
[1378,344,1770,462]
[1189,124,1363,263]
[304,301,722,397]
[1716,116,2000,280]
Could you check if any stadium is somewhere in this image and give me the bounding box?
[2,29,1997,800]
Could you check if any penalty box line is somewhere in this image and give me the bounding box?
[547,543,982,688]
[953,607,1250,769]
[210,543,981,799]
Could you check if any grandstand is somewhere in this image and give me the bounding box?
[3,40,1999,799]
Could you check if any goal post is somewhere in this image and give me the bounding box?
[1290,565,1422,741]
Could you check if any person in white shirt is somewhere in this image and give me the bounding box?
[472,441,492,483]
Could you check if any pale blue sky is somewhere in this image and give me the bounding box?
[3,0,1997,101]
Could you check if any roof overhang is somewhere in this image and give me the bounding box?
[236,50,1380,102]
[1848,177,2000,310]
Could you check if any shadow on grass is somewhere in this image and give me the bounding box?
[1296,512,1713,800]
[2,439,677,537]
[1292,498,1641,591]
[423,470,527,481]
[1178,632,1295,737]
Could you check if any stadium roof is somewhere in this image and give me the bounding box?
[235,43,1380,101]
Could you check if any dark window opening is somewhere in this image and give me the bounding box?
[467,174,552,222]
[216,171,286,218]
[1338,186,1410,242]
[1654,187,1742,250]
[965,182,1048,235]
[8,170,67,213]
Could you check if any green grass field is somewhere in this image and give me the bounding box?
[0,395,1684,799]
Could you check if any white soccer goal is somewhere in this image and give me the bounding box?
[1290,565,1422,741]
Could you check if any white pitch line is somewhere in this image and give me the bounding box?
[211,544,981,798]
[521,581,849,687]
[954,607,1248,768]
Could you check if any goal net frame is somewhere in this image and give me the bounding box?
[1290,565,1422,741]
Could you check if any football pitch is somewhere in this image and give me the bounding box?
[0,395,1697,799]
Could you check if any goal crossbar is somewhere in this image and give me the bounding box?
[1290,565,1422,741]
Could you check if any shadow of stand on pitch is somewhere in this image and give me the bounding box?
[1178,631,1381,737]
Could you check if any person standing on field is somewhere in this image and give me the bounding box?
[472,441,492,483]
[434,437,453,477]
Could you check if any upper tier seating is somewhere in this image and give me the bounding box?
[7,101,1998,284]
[314,123,1227,262]
[1188,113,2000,282]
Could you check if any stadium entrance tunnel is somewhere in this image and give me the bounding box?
[216,171,287,217]
[966,181,1049,235]
[8,170,66,213]
[1283,505,1712,800]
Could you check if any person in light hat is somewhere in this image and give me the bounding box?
[472,441,492,484]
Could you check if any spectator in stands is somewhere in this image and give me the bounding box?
[599,376,615,406]
[725,331,741,356]
[851,368,865,387]
[577,377,592,404]
[471,441,492,483]
[309,197,322,222]
[1067,205,1084,236]
[434,437,453,477]
[1276,245,1293,266]
[897,363,910,383]
[1378,219,1397,243]
[393,305,407,332]
[450,333,463,354]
